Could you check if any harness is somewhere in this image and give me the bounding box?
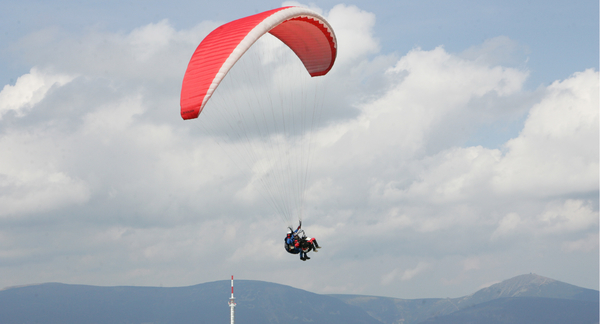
[284,235,300,254]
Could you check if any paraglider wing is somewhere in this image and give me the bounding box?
[180,6,337,120]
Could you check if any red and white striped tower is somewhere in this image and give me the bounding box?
[228,275,236,324]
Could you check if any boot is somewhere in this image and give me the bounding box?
[313,239,321,249]
[304,255,310,260]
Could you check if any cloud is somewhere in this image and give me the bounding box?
[463,257,481,271]
[538,199,598,234]
[491,212,524,239]
[493,69,599,196]
[319,45,529,172]
[490,199,598,247]
[364,68,597,207]
[326,4,380,66]
[562,233,599,252]
[15,19,215,84]
[381,261,430,285]
[460,36,530,68]
[0,166,90,218]
[0,67,75,119]
[401,261,430,281]
[0,68,88,217]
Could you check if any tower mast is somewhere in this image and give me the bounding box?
[228,275,236,324]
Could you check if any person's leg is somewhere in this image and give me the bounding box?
[311,238,321,249]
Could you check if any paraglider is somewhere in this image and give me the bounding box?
[181,6,337,119]
[180,6,337,260]
[284,221,321,261]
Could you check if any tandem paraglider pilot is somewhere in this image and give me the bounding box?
[284,221,321,261]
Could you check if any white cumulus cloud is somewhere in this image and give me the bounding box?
[0,67,75,119]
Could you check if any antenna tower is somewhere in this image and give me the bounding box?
[228,275,236,324]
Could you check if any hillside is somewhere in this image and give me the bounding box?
[0,273,597,324]
[419,297,599,324]
[0,280,380,324]
[329,273,599,324]
[455,273,599,307]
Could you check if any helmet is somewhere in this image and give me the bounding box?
[287,228,293,235]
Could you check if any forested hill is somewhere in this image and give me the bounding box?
[0,280,380,324]
[330,273,598,324]
[0,273,597,324]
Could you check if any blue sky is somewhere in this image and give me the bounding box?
[0,0,597,299]
[2,0,597,87]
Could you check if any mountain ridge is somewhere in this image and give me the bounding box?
[0,273,597,324]
[328,273,598,324]
[419,297,599,324]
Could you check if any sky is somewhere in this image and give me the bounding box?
[0,0,598,299]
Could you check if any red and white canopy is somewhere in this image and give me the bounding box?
[180,6,337,120]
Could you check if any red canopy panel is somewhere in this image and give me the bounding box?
[180,6,337,120]
[269,16,336,77]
